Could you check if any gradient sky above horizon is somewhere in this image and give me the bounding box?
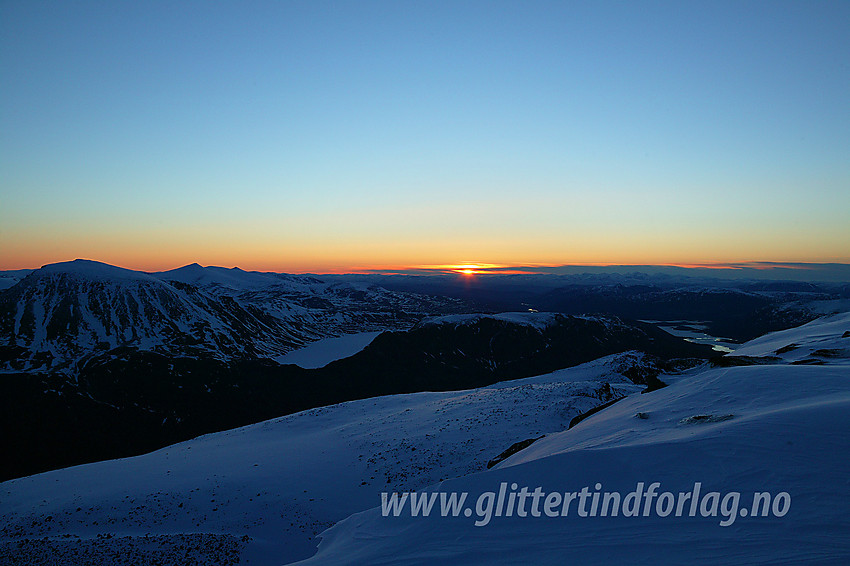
[1,1,848,273]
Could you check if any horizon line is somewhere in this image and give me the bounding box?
[5,258,850,278]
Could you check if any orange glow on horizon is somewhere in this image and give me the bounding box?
[2,221,848,274]
[0,249,843,276]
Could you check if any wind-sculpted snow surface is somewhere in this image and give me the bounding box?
[0,353,644,565]
[293,313,850,565]
[728,311,850,364]
[2,314,848,565]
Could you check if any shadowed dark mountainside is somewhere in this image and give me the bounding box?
[1,314,717,481]
[357,275,843,342]
[2,260,844,482]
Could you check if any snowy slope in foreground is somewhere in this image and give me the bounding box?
[0,354,646,565]
[729,311,850,363]
[295,313,850,565]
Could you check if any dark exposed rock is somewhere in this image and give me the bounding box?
[487,435,545,469]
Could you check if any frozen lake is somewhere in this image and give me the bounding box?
[274,331,383,368]
[641,320,738,353]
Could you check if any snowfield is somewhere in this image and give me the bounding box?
[295,313,850,565]
[0,353,646,565]
[1,313,848,565]
[729,311,850,362]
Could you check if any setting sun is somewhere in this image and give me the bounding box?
[449,264,493,275]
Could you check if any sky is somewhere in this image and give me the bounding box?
[1,0,848,273]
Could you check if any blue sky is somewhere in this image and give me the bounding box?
[1,1,848,271]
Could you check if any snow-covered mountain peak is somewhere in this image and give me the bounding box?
[0,260,468,373]
[36,259,161,283]
[0,262,305,371]
[156,263,291,290]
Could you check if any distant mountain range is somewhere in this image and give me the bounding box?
[1,259,847,482]
[352,273,849,341]
[0,259,464,373]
